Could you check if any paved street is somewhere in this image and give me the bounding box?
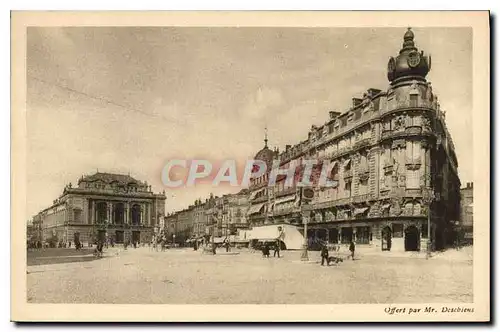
[27,247,473,304]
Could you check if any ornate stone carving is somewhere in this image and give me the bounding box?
[422,117,431,132]
[393,115,406,131]
[432,95,439,109]
[389,198,402,216]
[410,80,419,95]
[325,211,335,222]
[425,82,433,102]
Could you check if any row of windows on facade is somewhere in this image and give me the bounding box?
[264,159,423,200]
[308,223,428,245]
[308,108,425,151]
[253,139,424,190]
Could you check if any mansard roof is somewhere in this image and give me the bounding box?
[79,172,142,185]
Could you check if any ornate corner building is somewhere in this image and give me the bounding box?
[33,172,166,246]
[248,28,461,252]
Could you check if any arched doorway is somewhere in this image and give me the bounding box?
[405,225,420,251]
[131,204,141,225]
[96,202,107,224]
[113,203,125,224]
[381,226,392,251]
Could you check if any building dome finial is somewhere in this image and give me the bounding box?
[387,28,431,84]
[264,126,268,148]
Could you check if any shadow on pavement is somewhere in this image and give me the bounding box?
[27,248,106,266]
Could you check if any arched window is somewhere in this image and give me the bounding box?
[131,204,141,225]
[96,202,107,224]
[113,203,125,224]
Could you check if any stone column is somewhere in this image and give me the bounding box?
[148,203,151,226]
[108,202,113,224]
[141,204,145,226]
[90,200,95,224]
[125,202,130,224]
[371,146,380,197]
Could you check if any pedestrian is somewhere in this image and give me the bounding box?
[349,240,356,260]
[273,240,281,258]
[321,244,329,266]
[263,243,270,258]
[225,240,230,253]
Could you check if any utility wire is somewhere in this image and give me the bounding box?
[28,75,181,124]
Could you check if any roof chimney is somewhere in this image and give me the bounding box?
[352,98,363,108]
[329,111,341,119]
[368,88,382,97]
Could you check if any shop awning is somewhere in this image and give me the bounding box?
[354,207,369,216]
[247,203,265,215]
[274,195,296,205]
[213,237,225,244]
[249,191,258,200]
[468,203,473,208]
[343,159,351,168]
[381,204,391,210]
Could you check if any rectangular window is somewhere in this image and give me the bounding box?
[407,140,421,160]
[345,182,351,198]
[406,169,420,189]
[356,226,370,244]
[410,94,418,107]
[341,227,353,244]
[393,223,403,238]
[73,209,82,223]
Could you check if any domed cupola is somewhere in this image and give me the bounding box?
[387,28,431,85]
[253,128,277,171]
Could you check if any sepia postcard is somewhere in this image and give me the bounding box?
[11,11,490,322]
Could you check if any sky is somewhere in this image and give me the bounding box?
[26,27,472,217]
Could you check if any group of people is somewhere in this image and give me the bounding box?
[320,240,356,266]
[261,240,281,258]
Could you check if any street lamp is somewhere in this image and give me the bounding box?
[300,187,315,261]
[422,187,435,259]
[300,210,310,261]
[173,234,176,247]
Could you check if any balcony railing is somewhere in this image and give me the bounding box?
[275,187,297,198]
[252,195,269,203]
[354,138,371,149]
[352,194,371,203]
[381,130,393,140]
[405,188,422,197]
[405,125,423,135]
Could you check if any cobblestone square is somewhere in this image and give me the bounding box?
[27,247,473,304]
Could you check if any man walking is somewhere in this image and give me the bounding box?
[349,240,356,260]
[273,239,281,258]
[321,244,329,266]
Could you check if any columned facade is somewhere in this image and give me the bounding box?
[34,172,166,247]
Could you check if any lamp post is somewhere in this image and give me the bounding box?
[173,234,176,247]
[300,187,314,261]
[301,209,310,261]
[422,187,435,259]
